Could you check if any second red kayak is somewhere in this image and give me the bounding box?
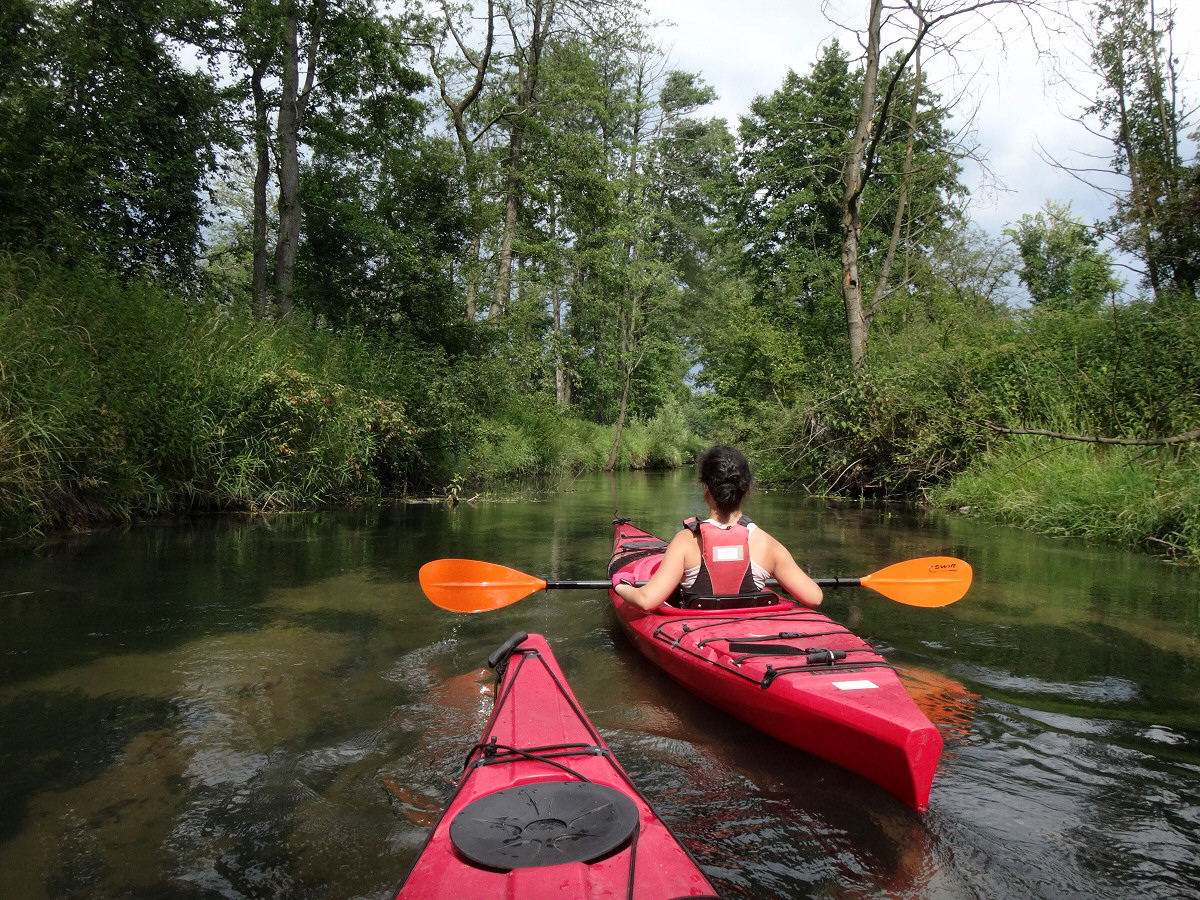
[608,519,943,811]
[396,631,719,899]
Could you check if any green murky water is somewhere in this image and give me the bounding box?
[1,471,1198,898]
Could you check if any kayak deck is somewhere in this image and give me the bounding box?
[396,631,719,899]
[608,520,943,811]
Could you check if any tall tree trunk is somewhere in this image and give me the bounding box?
[840,0,883,369]
[490,0,555,320]
[466,230,482,320]
[429,0,494,320]
[548,196,570,405]
[490,130,522,319]
[272,1,301,318]
[604,57,657,469]
[868,43,922,321]
[272,0,323,318]
[603,372,630,472]
[251,60,272,319]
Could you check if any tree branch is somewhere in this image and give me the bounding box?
[986,424,1200,446]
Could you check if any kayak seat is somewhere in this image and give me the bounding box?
[671,591,781,611]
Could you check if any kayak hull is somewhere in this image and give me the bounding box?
[396,631,719,899]
[608,520,942,811]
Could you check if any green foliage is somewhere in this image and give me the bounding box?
[296,137,469,345]
[225,367,415,503]
[458,396,701,483]
[716,214,1198,483]
[1,0,1195,565]
[728,40,965,364]
[731,48,853,327]
[0,254,480,537]
[1007,201,1123,310]
[1087,0,1198,300]
[931,440,1200,559]
[0,0,228,285]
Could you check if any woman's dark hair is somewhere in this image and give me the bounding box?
[697,446,752,515]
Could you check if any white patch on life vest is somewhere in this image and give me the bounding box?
[832,680,878,691]
[711,545,745,562]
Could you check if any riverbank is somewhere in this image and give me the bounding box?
[0,256,701,540]
[929,440,1199,562]
[2,255,1196,562]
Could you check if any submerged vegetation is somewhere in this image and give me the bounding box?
[1,0,1197,560]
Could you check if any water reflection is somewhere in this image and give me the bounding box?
[0,474,1197,898]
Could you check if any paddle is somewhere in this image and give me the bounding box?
[419,556,971,614]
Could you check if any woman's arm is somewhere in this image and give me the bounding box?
[612,530,694,611]
[756,531,823,607]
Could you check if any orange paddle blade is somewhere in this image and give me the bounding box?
[860,556,972,607]
[419,559,547,613]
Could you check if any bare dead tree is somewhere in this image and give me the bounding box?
[826,0,1061,367]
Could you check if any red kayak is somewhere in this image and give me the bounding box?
[607,519,943,811]
[395,631,719,899]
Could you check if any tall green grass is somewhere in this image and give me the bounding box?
[930,440,1200,559]
[0,256,444,536]
[1,254,703,538]
[457,396,704,483]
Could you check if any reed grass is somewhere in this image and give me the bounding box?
[930,439,1200,559]
[1,254,704,538]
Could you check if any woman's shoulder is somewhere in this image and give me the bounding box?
[748,525,785,555]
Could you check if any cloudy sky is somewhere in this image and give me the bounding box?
[643,0,1199,239]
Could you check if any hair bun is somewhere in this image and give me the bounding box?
[697,446,753,515]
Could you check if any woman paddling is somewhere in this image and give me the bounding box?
[612,445,823,611]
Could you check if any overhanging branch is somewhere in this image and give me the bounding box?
[986,424,1200,446]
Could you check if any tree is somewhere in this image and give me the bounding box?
[1085,0,1197,301]
[422,0,497,322]
[0,0,226,284]
[733,45,861,361]
[294,15,469,345]
[598,64,734,469]
[1006,201,1123,310]
[834,0,1046,366]
[731,37,964,372]
[198,0,399,318]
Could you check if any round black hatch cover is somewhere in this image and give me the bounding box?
[450,781,640,870]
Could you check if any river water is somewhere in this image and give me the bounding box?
[1,471,1198,899]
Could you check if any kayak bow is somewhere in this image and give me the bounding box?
[395,631,719,899]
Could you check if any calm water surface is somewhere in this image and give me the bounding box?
[1,471,1198,899]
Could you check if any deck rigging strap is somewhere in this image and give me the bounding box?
[464,737,608,775]
[697,628,855,649]
[726,644,852,665]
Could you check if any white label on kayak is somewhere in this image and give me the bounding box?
[833,680,879,690]
[712,545,744,562]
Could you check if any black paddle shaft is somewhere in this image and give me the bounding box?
[543,577,862,591]
[812,577,863,589]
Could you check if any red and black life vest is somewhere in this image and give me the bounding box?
[677,516,778,610]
